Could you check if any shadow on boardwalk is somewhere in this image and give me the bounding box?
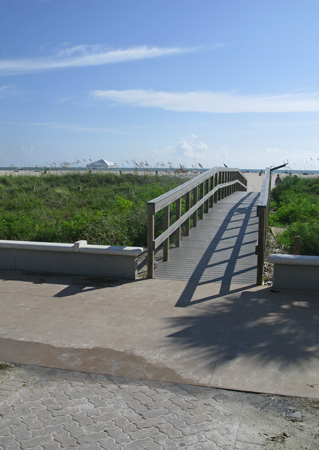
[175,192,259,307]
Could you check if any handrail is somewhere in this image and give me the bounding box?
[147,167,247,278]
[256,167,272,284]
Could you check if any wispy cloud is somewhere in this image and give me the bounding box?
[0,45,198,76]
[254,119,319,127]
[0,85,17,99]
[92,89,319,113]
[30,122,124,134]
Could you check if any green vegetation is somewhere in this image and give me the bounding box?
[0,173,185,247]
[269,175,319,255]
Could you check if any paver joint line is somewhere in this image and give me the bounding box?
[0,365,319,450]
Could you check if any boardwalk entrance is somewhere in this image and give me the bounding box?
[154,191,259,285]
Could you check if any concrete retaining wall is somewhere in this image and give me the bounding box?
[269,254,319,290]
[0,240,143,280]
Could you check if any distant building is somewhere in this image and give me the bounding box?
[86,159,117,170]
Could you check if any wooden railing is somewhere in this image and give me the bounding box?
[147,167,247,278]
[256,167,272,285]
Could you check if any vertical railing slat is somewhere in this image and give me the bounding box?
[199,182,204,219]
[175,198,181,246]
[192,187,198,227]
[163,205,170,261]
[185,192,191,235]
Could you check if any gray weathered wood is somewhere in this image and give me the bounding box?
[147,167,248,278]
[163,205,170,261]
[256,167,272,285]
[155,192,259,285]
[147,203,155,279]
[175,198,181,246]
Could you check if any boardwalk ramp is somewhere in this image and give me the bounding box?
[154,191,259,285]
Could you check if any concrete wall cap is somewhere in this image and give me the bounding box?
[269,254,319,266]
[0,240,74,252]
[0,240,143,256]
[80,245,144,256]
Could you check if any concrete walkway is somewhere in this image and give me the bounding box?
[0,270,319,399]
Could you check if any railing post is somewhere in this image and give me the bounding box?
[147,202,155,278]
[214,173,218,203]
[222,172,225,199]
[225,172,229,196]
[209,175,214,208]
[294,236,301,255]
[163,205,170,261]
[192,187,198,227]
[175,198,181,246]
[256,206,266,285]
[218,172,222,201]
[199,182,204,219]
[204,179,209,213]
[256,167,271,285]
[185,191,191,236]
[225,172,229,197]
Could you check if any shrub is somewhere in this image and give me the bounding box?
[269,175,319,255]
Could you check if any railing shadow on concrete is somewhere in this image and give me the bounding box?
[147,167,248,279]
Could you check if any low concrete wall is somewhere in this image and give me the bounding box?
[269,254,319,290]
[0,240,143,280]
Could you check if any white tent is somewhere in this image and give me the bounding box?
[87,159,117,170]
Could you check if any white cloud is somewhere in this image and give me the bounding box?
[0,45,198,76]
[150,134,228,168]
[92,89,319,113]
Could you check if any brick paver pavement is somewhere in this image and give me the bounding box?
[1,364,318,450]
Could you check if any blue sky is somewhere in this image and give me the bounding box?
[1,0,319,170]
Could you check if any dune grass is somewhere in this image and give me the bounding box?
[269,175,319,255]
[0,172,185,247]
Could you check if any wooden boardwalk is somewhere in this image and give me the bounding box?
[154,191,260,285]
